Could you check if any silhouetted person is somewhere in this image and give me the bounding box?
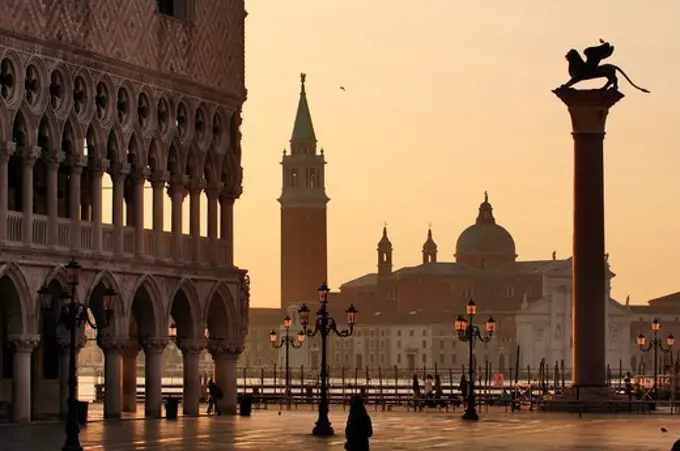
[434,374,444,407]
[624,371,633,396]
[412,374,420,409]
[207,378,222,415]
[345,395,372,451]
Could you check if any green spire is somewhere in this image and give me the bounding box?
[290,73,317,143]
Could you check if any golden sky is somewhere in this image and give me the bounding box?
[110,1,680,309]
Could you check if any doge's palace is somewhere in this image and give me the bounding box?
[0,0,249,422]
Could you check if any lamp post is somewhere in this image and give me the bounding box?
[39,258,115,451]
[298,283,357,437]
[269,316,306,402]
[637,318,674,399]
[454,299,495,421]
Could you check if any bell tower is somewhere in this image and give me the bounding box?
[278,73,329,308]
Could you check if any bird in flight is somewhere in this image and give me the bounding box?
[340,86,345,91]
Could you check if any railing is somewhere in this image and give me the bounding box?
[2,211,231,267]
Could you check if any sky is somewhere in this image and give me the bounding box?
[109,1,680,309]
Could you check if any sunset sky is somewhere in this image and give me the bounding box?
[103,1,680,309]
[232,0,680,308]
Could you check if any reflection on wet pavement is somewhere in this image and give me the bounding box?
[0,409,677,450]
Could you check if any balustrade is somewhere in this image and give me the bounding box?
[2,212,230,267]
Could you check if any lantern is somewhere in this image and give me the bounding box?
[455,315,467,333]
[269,330,278,344]
[297,331,306,344]
[637,333,646,348]
[65,257,81,287]
[38,286,53,311]
[667,334,675,348]
[466,300,476,316]
[486,316,496,334]
[652,319,660,332]
[346,304,358,326]
[318,283,331,303]
[102,287,117,317]
[284,315,292,329]
[298,304,310,326]
[169,322,177,339]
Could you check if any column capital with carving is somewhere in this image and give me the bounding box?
[98,336,128,354]
[149,170,169,189]
[167,175,188,198]
[123,339,141,357]
[66,154,88,172]
[206,339,243,358]
[0,141,16,162]
[7,334,41,353]
[186,177,207,195]
[56,334,87,351]
[129,166,150,184]
[89,158,110,175]
[108,162,130,183]
[178,338,206,355]
[205,182,225,200]
[141,338,168,354]
[21,146,42,165]
[45,150,66,169]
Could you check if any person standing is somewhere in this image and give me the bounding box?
[345,395,373,451]
[412,374,421,410]
[459,374,468,407]
[207,378,223,415]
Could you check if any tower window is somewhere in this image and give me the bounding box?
[291,169,299,187]
[157,0,190,19]
[308,169,317,188]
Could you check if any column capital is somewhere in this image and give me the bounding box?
[7,334,40,353]
[108,162,130,183]
[141,338,168,354]
[129,166,150,183]
[66,153,88,171]
[149,170,169,189]
[186,177,206,195]
[21,146,42,164]
[98,336,128,354]
[167,176,188,198]
[89,158,110,174]
[205,182,224,200]
[178,338,205,355]
[45,150,65,169]
[219,191,237,204]
[552,87,624,135]
[0,141,16,162]
[122,339,140,357]
[56,334,87,350]
[206,339,243,358]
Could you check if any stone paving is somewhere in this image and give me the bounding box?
[1,409,678,450]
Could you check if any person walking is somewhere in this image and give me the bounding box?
[412,374,421,410]
[459,374,468,408]
[345,395,373,451]
[207,378,223,415]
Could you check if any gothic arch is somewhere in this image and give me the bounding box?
[85,124,104,161]
[37,107,60,153]
[167,137,186,177]
[106,123,125,165]
[128,274,164,318]
[63,113,85,153]
[0,261,32,334]
[0,107,10,142]
[126,130,146,170]
[148,134,165,173]
[12,103,38,148]
[205,281,237,341]
[167,278,201,338]
[84,270,124,336]
[43,265,69,290]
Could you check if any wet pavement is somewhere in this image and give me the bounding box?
[0,409,678,450]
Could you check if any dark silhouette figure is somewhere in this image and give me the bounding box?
[434,374,444,407]
[345,395,373,451]
[412,374,420,409]
[207,378,223,415]
[559,39,650,93]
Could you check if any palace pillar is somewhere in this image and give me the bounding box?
[188,178,205,263]
[69,157,84,250]
[219,193,235,266]
[90,159,109,253]
[150,171,167,259]
[553,87,624,389]
[99,337,125,419]
[167,177,186,261]
[21,147,41,244]
[46,152,64,247]
[208,340,241,415]
[0,142,16,243]
[8,335,39,423]
[111,165,128,256]
[179,339,204,416]
[142,339,167,418]
[206,184,222,265]
[122,341,140,413]
[57,334,86,418]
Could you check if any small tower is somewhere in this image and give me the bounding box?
[278,73,330,308]
[377,224,393,277]
[422,225,437,264]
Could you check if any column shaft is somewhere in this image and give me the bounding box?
[214,354,238,414]
[112,174,125,256]
[12,351,32,422]
[144,350,164,418]
[104,351,122,418]
[169,182,185,260]
[219,196,234,266]
[122,350,138,413]
[46,160,59,246]
[21,153,36,244]
[133,175,145,257]
[59,349,70,417]
[207,193,218,264]
[0,143,14,243]
[70,164,82,250]
[152,181,165,258]
[91,169,103,252]
[190,189,201,262]
[182,351,201,416]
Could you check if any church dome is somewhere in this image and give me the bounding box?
[455,192,516,267]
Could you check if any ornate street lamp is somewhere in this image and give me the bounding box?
[39,257,116,451]
[637,318,674,398]
[298,283,357,436]
[454,299,495,421]
[269,315,305,403]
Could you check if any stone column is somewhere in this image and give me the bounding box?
[206,184,222,265]
[208,341,242,414]
[218,193,235,266]
[142,339,167,418]
[46,152,64,246]
[99,337,125,419]
[21,146,41,244]
[554,87,624,389]
[179,339,204,416]
[8,335,39,423]
[188,179,205,263]
[122,341,140,413]
[111,165,128,256]
[90,159,108,253]
[0,141,16,243]
[69,157,84,251]
[150,171,167,259]
[167,177,187,261]
[131,168,149,257]
[57,334,86,418]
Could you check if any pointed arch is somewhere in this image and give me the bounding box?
[85,270,124,337]
[85,123,103,161]
[37,108,60,153]
[106,124,125,164]
[12,104,37,148]
[126,130,144,170]
[63,112,85,155]
[0,261,32,334]
[204,281,238,341]
[203,148,222,184]
[129,274,164,317]
[43,265,69,289]
[167,137,186,177]
[85,270,122,308]
[148,133,165,173]
[0,106,10,143]
[168,278,201,321]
